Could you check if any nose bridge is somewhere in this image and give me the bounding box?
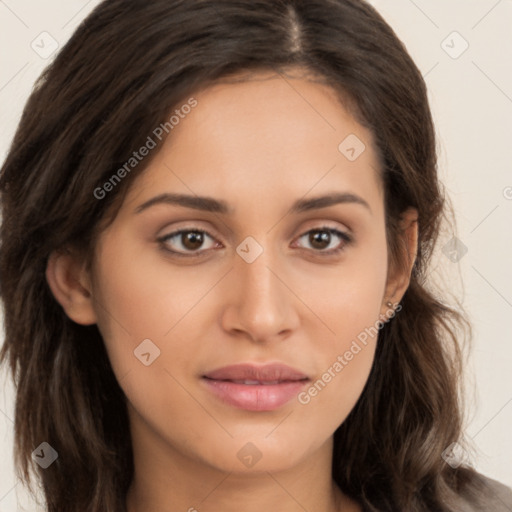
[226,235,295,339]
[237,238,283,309]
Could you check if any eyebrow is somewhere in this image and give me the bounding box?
[134,191,372,215]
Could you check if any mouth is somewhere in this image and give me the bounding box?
[201,363,310,411]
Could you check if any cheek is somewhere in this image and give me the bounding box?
[87,243,167,392]
[298,339,377,427]
[90,232,216,363]
[293,233,387,424]
[296,301,381,437]
[89,241,206,452]
[293,226,388,341]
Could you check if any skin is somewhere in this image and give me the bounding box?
[46,68,418,512]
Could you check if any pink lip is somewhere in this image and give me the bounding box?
[202,363,310,411]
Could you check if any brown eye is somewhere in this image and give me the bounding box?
[295,227,352,254]
[181,231,205,250]
[308,230,331,250]
[158,225,352,259]
[159,229,218,255]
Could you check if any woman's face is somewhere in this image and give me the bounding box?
[79,70,405,473]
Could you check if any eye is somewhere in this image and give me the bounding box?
[293,227,352,255]
[157,225,353,258]
[158,228,219,256]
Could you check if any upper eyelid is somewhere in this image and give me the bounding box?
[158,222,350,240]
[158,216,351,237]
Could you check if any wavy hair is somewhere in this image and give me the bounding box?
[0,0,486,510]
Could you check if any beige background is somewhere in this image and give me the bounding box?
[1,0,511,510]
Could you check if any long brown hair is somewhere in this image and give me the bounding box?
[0,0,487,510]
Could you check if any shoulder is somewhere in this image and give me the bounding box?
[456,472,512,512]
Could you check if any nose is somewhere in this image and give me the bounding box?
[220,244,300,344]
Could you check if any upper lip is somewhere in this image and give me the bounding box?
[203,363,310,382]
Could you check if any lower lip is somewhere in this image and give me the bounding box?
[202,378,308,411]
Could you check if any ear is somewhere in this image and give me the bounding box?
[45,248,98,325]
[380,207,418,318]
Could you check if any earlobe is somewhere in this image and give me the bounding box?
[45,249,98,325]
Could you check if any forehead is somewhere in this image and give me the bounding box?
[122,70,383,215]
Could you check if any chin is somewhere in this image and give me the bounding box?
[193,432,324,475]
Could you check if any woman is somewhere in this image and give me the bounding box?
[0,0,510,511]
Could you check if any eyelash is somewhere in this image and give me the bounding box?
[157,225,353,258]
